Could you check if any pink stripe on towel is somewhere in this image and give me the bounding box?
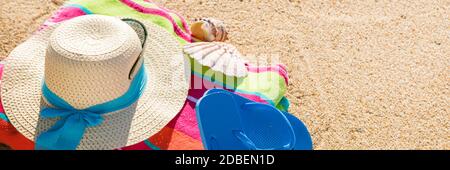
[0,64,4,114]
[39,6,88,32]
[144,0,191,35]
[49,6,88,23]
[246,64,289,84]
[120,0,192,42]
[166,101,201,141]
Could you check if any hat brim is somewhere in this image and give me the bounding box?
[0,17,190,150]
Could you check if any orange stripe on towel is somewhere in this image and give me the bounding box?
[0,126,34,150]
[149,127,204,150]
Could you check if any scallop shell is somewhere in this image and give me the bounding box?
[190,18,229,42]
[183,42,248,77]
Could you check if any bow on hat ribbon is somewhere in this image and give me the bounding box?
[35,64,147,150]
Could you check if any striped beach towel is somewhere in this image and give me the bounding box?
[0,0,290,150]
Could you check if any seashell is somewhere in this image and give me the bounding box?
[190,18,229,42]
[184,42,248,77]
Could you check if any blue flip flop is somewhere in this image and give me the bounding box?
[282,112,313,150]
[196,89,297,150]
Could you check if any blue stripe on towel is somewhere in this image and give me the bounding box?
[0,112,9,123]
[65,3,93,14]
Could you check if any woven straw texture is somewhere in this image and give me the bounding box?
[1,15,190,150]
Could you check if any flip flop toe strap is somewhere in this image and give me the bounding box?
[233,130,258,150]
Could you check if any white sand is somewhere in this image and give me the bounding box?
[1,0,448,149]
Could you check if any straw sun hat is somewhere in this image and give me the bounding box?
[0,15,190,150]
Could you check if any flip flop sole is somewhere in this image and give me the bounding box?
[196,92,248,150]
[197,89,298,150]
[208,89,312,150]
[283,112,313,150]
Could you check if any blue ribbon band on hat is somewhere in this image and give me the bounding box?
[35,64,147,150]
